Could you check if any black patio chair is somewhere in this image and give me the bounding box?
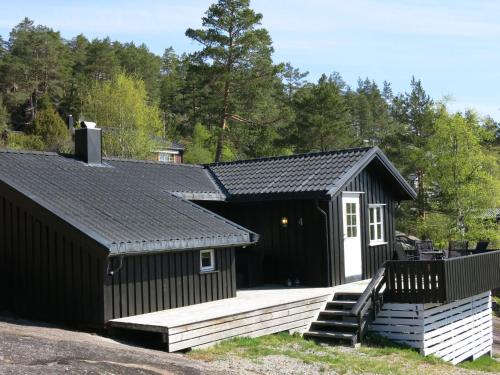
[393,242,418,261]
[474,240,490,254]
[415,240,436,260]
[448,240,469,257]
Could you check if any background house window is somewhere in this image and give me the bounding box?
[369,204,385,244]
[159,152,176,163]
[200,249,215,272]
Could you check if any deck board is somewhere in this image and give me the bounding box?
[110,281,370,351]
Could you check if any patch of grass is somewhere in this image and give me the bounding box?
[459,355,500,372]
[188,332,461,375]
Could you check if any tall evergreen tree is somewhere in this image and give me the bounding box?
[291,73,354,152]
[0,18,71,129]
[392,77,436,217]
[186,0,276,161]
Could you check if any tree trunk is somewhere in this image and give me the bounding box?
[417,170,426,218]
[214,79,229,162]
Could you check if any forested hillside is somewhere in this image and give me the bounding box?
[0,0,498,244]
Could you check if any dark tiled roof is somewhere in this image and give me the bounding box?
[0,150,255,255]
[208,147,416,200]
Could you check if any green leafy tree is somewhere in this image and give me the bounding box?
[427,108,500,244]
[186,0,276,161]
[0,96,8,131]
[5,132,45,151]
[184,123,215,163]
[82,73,163,159]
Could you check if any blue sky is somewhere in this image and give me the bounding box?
[1,0,499,120]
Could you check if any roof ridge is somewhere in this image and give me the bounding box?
[0,148,59,156]
[207,147,374,167]
[103,156,204,169]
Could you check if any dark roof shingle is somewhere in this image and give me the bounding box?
[0,150,255,255]
[207,147,416,200]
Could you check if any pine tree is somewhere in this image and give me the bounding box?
[392,77,436,217]
[32,97,70,151]
[0,18,71,129]
[186,0,275,161]
[292,73,354,152]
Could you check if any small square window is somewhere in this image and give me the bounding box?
[200,249,215,272]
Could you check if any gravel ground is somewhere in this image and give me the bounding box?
[494,316,500,357]
[207,354,336,375]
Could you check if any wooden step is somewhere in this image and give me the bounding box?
[311,320,359,329]
[334,292,362,298]
[327,300,356,308]
[304,330,357,342]
[319,309,354,317]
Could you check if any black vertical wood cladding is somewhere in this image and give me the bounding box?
[332,167,398,285]
[104,247,236,321]
[0,180,237,326]
[200,200,328,288]
[0,181,107,327]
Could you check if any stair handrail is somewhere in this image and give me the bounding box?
[350,263,387,343]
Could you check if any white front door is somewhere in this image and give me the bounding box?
[343,194,362,282]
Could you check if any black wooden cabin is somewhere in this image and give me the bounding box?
[204,147,416,288]
[0,128,415,327]
[0,128,257,327]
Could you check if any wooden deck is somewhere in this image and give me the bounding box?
[110,281,370,351]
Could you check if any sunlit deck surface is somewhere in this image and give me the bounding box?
[110,280,370,351]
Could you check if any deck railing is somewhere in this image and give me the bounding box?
[352,250,500,343]
[384,250,500,304]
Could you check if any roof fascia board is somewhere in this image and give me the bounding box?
[327,147,416,200]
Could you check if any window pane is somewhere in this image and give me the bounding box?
[377,224,382,240]
[369,208,374,223]
[370,224,375,240]
[351,204,356,214]
[347,227,352,237]
[346,214,351,226]
[376,207,381,222]
[346,203,351,214]
[201,253,211,266]
[352,215,356,226]
[352,227,357,237]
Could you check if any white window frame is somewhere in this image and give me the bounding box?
[200,249,215,272]
[369,204,386,246]
[158,151,178,163]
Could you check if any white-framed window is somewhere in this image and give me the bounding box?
[158,152,176,163]
[369,204,385,245]
[200,249,215,272]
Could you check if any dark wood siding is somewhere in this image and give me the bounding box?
[200,201,329,288]
[0,181,107,327]
[331,166,397,285]
[104,247,236,321]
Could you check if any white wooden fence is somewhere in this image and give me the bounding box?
[370,291,492,365]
